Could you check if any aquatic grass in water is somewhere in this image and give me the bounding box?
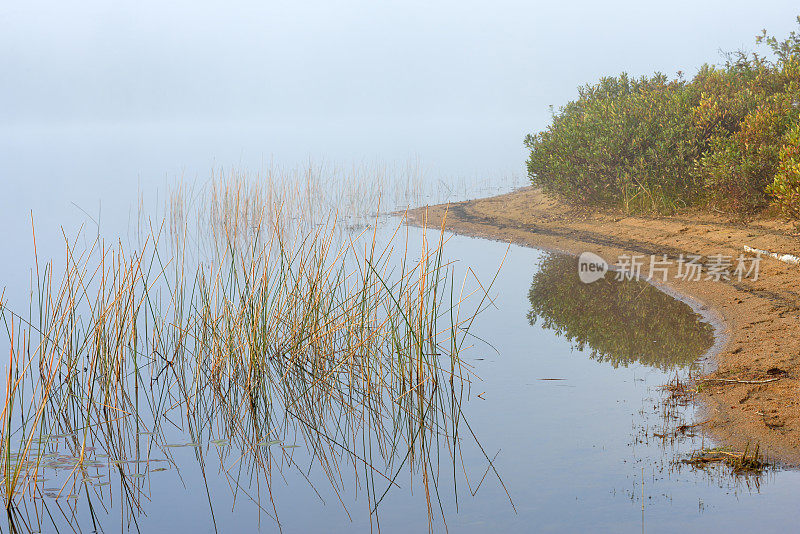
[166,160,522,252]
[0,172,507,531]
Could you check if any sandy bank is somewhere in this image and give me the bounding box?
[407,187,800,465]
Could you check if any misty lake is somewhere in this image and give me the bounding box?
[4,3,800,530]
[2,154,800,532]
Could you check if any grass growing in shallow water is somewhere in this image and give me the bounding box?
[0,172,510,532]
[682,444,771,475]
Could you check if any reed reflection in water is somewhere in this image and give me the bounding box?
[0,172,511,533]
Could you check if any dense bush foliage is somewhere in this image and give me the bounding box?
[525,17,800,217]
[768,122,800,218]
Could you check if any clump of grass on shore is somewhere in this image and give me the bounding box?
[683,443,772,475]
[654,376,773,477]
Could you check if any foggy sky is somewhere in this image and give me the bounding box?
[1,0,800,304]
[3,0,799,127]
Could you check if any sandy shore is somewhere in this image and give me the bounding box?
[407,187,800,465]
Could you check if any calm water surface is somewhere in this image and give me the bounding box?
[5,3,800,528]
[1,130,798,533]
[2,220,800,533]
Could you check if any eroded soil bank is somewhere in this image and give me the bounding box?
[407,187,800,465]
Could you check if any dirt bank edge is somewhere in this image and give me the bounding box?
[406,187,800,466]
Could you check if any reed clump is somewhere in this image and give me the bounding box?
[0,170,506,531]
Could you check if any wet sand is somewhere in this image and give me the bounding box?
[407,187,800,465]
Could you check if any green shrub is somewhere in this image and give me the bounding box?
[525,16,800,217]
[768,122,800,219]
[696,94,793,211]
[525,74,702,212]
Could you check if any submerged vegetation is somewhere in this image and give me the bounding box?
[0,169,510,532]
[526,254,714,369]
[526,16,800,216]
[683,444,772,475]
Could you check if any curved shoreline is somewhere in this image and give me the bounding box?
[407,187,800,465]
[631,268,730,375]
